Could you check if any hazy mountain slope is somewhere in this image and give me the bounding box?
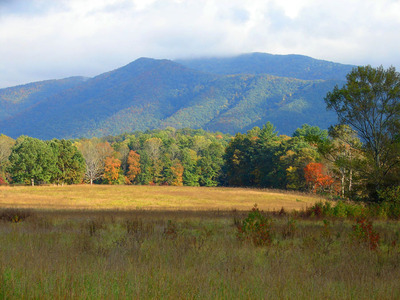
[0,54,350,139]
[0,59,215,139]
[0,77,87,121]
[176,52,354,80]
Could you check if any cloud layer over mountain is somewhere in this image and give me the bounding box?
[1,0,399,88]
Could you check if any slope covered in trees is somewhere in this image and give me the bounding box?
[0,77,88,121]
[176,52,354,80]
[0,54,351,139]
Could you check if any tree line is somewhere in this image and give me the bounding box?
[0,65,399,204]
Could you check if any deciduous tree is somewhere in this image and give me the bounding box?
[325,65,400,199]
[48,139,86,185]
[304,162,334,193]
[8,136,56,186]
[103,156,122,184]
[77,139,113,184]
[126,150,141,184]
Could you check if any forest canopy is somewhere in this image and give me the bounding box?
[0,66,399,208]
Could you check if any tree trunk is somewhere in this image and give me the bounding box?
[349,168,353,192]
[340,169,345,197]
[31,178,34,186]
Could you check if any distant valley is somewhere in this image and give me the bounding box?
[0,53,355,139]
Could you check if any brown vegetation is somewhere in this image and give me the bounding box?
[0,185,322,211]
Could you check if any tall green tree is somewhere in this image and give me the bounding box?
[8,136,56,186]
[48,139,86,185]
[180,148,200,186]
[224,133,258,186]
[255,122,280,187]
[0,134,15,182]
[325,65,400,199]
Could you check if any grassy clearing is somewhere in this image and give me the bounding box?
[0,209,399,299]
[1,186,399,298]
[0,185,322,211]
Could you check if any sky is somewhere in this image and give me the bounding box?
[1,0,400,88]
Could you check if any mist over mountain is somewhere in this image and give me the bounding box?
[176,53,354,80]
[0,53,354,139]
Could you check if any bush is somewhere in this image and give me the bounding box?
[235,204,273,246]
[0,209,34,223]
[351,216,380,250]
[0,174,7,185]
[378,186,400,219]
[303,201,365,219]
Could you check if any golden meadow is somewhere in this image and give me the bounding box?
[1,185,400,299]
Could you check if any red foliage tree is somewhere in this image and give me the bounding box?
[304,162,334,193]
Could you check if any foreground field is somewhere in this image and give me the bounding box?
[0,185,322,211]
[1,186,399,298]
[1,209,400,299]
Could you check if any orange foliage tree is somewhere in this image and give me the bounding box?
[304,162,334,193]
[170,159,184,186]
[103,157,122,184]
[126,150,141,184]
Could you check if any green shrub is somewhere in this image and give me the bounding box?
[236,204,273,246]
[378,186,400,219]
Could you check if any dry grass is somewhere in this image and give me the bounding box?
[0,185,322,211]
[1,210,399,299]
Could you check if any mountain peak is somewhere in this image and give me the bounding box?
[0,52,351,139]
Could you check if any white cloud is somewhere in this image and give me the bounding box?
[0,0,400,88]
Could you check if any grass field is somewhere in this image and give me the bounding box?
[1,185,399,299]
[0,185,322,211]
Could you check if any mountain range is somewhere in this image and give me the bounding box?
[0,53,355,139]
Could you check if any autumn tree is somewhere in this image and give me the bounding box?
[103,156,122,184]
[126,150,141,184]
[318,125,364,197]
[170,159,184,186]
[77,139,113,184]
[113,141,130,173]
[278,134,320,190]
[304,162,334,193]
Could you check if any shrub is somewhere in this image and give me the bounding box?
[0,174,7,185]
[282,217,297,238]
[0,209,34,223]
[303,201,366,219]
[236,204,273,246]
[351,216,380,250]
[378,186,400,219]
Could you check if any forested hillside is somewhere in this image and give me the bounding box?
[176,52,354,80]
[0,77,87,121]
[0,53,352,139]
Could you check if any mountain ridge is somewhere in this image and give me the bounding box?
[0,53,354,139]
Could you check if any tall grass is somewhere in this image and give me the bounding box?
[1,209,399,299]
